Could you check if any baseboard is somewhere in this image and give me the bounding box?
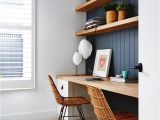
[0,109,58,120]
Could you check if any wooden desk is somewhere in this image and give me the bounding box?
[56,75,138,98]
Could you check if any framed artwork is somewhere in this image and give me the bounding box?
[93,49,112,77]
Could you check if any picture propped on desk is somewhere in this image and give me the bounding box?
[93,49,112,77]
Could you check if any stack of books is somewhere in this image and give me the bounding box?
[110,77,138,83]
[110,77,126,83]
[85,17,105,30]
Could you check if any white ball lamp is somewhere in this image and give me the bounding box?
[78,39,92,59]
[72,52,82,65]
[72,52,82,75]
[72,39,92,75]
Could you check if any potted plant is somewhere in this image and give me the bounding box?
[116,1,129,21]
[103,3,118,24]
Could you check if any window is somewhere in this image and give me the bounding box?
[0,0,35,90]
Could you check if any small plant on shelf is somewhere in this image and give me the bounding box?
[103,3,118,24]
[103,3,117,11]
[116,1,130,20]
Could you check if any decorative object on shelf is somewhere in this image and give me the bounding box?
[103,3,117,24]
[72,52,82,75]
[116,1,130,21]
[85,17,105,30]
[78,39,92,59]
[122,70,129,79]
[93,49,112,77]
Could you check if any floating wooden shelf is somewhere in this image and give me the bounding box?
[75,0,112,12]
[75,16,138,36]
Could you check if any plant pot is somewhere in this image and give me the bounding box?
[118,10,128,21]
[106,10,118,24]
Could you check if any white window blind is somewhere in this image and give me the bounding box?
[0,0,35,90]
[0,33,23,78]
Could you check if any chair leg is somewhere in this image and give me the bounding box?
[62,106,67,120]
[59,105,85,120]
[79,106,85,120]
[77,106,84,120]
[58,105,64,120]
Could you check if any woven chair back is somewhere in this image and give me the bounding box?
[87,85,116,120]
[48,75,62,104]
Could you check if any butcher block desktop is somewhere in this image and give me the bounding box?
[56,75,138,98]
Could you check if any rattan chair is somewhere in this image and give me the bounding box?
[48,75,89,120]
[87,85,138,120]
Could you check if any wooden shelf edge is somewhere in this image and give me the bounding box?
[75,0,112,12]
[75,16,138,36]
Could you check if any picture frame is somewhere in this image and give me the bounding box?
[93,49,112,77]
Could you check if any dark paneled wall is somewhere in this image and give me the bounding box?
[86,0,138,78]
[85,0,138,115]
[86,28,138,78]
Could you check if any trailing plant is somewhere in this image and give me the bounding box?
[103,3,117,12]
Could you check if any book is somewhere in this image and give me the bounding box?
[86,17,105,22]
[84,23,104,30]
[84,17,106,30]
[85,20,105,26]
[110,77,125,83]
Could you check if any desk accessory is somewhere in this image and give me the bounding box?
[93,49,112,77]
[86,77,103,81]
[122,70,129,79]
[110,77,138,83]
[72,52,82,75]
[116,74,122,78]
[110,77,125,83]
[86,69,103,81]
[78,39,92,59]
[72,39,92,75]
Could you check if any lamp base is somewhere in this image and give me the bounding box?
[76,65,78,76]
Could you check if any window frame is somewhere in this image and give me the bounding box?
[0,0,36,91]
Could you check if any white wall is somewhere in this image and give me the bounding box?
[0,0,86,120]
[139,0,160,119]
